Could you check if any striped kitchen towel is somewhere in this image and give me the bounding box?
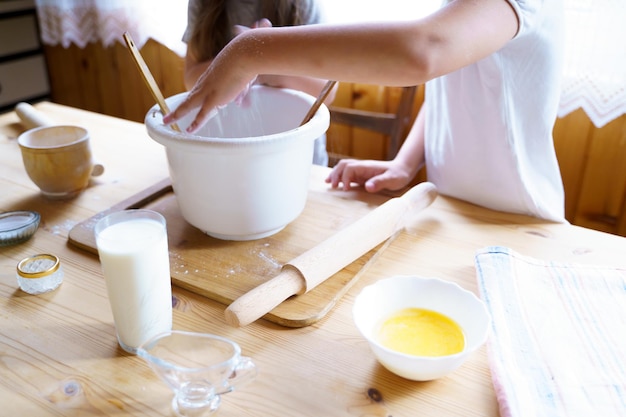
[475,246,626,417]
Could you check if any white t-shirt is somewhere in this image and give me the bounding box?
[425,0,566,222]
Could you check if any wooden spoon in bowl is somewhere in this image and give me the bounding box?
[123,32,180,132]
[300,80,337,126]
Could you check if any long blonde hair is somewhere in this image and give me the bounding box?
[189,0,317,62]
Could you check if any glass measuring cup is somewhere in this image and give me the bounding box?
[137,330,257,416]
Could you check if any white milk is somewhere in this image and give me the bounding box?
[96,216,172,353]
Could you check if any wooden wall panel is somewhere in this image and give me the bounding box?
[92,42,124,117]
[553,110,626,236]
[350,83,387,159]
[44,39,185,123]
[570,115,626,234]
[115,41,155,122]
[325,82,353,159]
[45,44,87,111]
[553,109,594,221]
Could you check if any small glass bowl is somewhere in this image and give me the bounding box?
[0,210,40,246]
[16,254,64,294]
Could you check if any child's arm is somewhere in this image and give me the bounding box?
[165,0,518,132]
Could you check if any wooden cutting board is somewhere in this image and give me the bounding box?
[69,176,391,327]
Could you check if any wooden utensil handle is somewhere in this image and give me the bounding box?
[123,32,180,132]
[300,80,336,126]
[225,182,437,327]
[224,266,305,327]
[289,182,437,289]
[15,102,54,129]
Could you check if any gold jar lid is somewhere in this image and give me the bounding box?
[17,254,60,279]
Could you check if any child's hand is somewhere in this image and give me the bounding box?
[164,20,275,133]
[326,159,413,193]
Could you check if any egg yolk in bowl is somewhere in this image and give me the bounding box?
[376,308,465,357]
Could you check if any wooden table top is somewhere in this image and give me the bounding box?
[2,102,626,416]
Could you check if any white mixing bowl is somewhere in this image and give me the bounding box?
[145,86,330,240]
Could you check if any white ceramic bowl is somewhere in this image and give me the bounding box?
[145,86,330,240]
[353,275,490,381]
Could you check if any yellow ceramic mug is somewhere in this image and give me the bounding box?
[17,125,104,199]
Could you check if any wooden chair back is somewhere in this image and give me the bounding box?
[328,85,418,161]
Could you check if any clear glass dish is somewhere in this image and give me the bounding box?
[16,254,64,294]
[0,210,40,246]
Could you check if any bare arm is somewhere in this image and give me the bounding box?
[186,55,336,102]
[184,20,336,101]
[165,0,518,131]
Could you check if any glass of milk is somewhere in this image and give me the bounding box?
[95,209,172,354]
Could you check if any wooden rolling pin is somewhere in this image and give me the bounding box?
[225,181,438,327]
[15,102,55,129]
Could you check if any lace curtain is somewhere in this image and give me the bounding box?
[559,0,626,127]
[35,0,626,128]
[35,0,187,56]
